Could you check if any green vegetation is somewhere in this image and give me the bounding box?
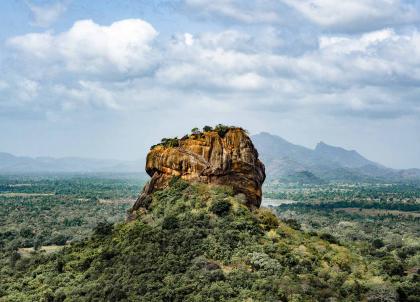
[191,127,201,135]
[0,174,143,251]
[151,125,243,150]
[214,124,231,137]
[160,137,180,148]
[1,175,418,301]
[1,178,400,301]
[268,183,420,301]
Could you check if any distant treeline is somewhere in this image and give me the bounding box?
[278,200,420,212]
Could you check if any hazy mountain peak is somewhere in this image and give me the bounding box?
[315,141,355,153]
[250,132,420,183]
[0,153,144,174]
[314,141,377,168]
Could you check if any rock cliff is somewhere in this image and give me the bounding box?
[130,127,265,216]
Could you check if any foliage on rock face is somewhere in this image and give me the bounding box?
[214,124,230,138]
[150,125,243,150]
[203,125,213,132]
[160,137,180,148]
[0,178,393,302]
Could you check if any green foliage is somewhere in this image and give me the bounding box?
[0,174,141,250]
[168,176,189,190]
[319,232,340,244]
[93,221,114,236]
[1,177,418,301]
[203,125,213,132]
[272,182,420,302]
[210,199,231,216]
[1,181,387,301]
[372,238,384,249]
[256,208,279,230]
[191,127,200,135]
[214,124,230,138]
[162,215,179,230]
[160,137,180,148]
[248,252,282,275]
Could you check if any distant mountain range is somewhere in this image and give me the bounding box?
[0,152,144,174]
[252,132,420,183]
[1,133,419,183]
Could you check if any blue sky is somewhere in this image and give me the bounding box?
[0,0,420,168]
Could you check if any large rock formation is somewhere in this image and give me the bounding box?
[130,127,265,216]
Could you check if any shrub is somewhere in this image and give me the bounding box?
[55,257,65,273]
[214,124,230,138]
[51,234,68,246]
[191,127,201,135]
[169,176,189,190]
[372,238,384,249]
[256,209,279,230]
[161,137,180,148]
[162,216,179,230]
[19,228,34,238]
[320,232,339,244]
[366,284,397,302]
[210,200,231,216]
[283,218,301,230]
[94,221,113,236]
[248,252,282,275]
[203,126,213,132]
[9,251,20,268]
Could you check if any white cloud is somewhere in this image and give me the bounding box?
[3,18,420,121]
[18,79,40,101]
[8,19,158,77]
[184,0,281,23]
[184,33,194,46]
[0,80,9,91]
[281,0,419,31]
[155,27,420,116]
[27,1,68,28]
[184,0,420,32]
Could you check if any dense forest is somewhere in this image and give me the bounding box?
[0,175,419,301]
[0,174,143,253]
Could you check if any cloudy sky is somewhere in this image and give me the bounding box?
[0,0,419,168]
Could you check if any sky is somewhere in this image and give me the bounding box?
[0,0,419,169]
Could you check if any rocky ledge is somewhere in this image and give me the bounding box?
[130,126,265,217]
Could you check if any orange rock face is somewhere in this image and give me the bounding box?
[130,128,265,214]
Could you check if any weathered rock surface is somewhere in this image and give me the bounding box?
[130,128,265,216]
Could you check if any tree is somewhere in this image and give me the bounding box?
[162,216,179,230]
[191,127,200,135]
[9,251,20,268]
[210,200,231,216]
[214,124,230,137]
[203,126,213,132]
[94,221,113,236]
[33,238,42,251]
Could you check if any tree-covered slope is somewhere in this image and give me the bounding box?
[1,179,389,301]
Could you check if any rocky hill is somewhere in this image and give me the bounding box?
[131,127,265,215]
